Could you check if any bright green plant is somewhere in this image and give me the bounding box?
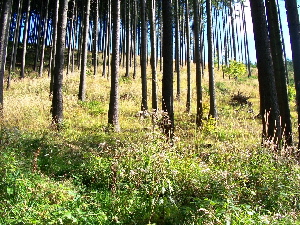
[223,60,247,79]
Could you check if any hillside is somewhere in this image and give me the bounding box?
[1,60,300,224]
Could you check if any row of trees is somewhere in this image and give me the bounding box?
[0,0,300,149]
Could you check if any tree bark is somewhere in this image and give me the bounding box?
[207,0,217,118]
[108,0,121,132]
[193,0,203,127]
[78,0,91,101]
[149,0,157,110]
[140,0,148,111]
[285,0,300,149]
[162,0,174,138]
[51,0,68,127]
[20,0,31,79]
[0,0,13,115]
[249,0,281,144]
[266,0,292,145]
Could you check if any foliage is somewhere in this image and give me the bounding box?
[1,55,300,224]
[222,60,247,79]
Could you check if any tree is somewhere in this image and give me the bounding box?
[162,0,174,138]
[193,0,203,127]
[51,0,68,127]
[207,0,217,118]
[285,0,300,149]
[108,0,121,132]
[78,0,91,101]
[149,0,158,110]
[266,0,292,145]
[185,0,191,113]
[20,0,31,79]
[140,0,148,111]
[0,0,13,115]
[249,0,281,144]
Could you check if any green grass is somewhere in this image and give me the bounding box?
[1,58,300,224]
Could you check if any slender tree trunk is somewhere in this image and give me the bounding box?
[102,0,111,77]
[125,0,131,78]
[185,0,191,113]
[193,0,203,127]
[108,0,121,132]
[93,0,99,76]
[266,0,292,145]
[149,0,157,110]
[207,0,217,118]
[79,0,91,101]
[140,0,148,111]
[20,0,31,79]
[49,0,59,95]
[162,0,174,138]
[250,0,281,144]
[39,0,50,77]
[133,0,137,79]
[175,0,180,100]
[285,0,300,150]
[0,0,13,115]
[8,0,23,89]
[51,0,68,127]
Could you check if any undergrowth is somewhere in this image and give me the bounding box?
[1,61,300,224]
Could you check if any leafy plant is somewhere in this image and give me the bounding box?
[223,60,247,79]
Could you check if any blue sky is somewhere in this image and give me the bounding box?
[243,0,296,63]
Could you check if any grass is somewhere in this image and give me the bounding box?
[1,56,300,224]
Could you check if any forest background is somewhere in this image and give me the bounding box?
[0,0,300,224]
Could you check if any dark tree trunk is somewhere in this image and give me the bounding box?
[102,0,111,77]
[140,0,148,111]
[162,0,174,138]
[125,0,131,78]
[149,0,157,110]
[49,0,59,95]
[92,0,99,76]
[51,0,68,127]
[185,0,191,113]
[249,0,281,144]
[175,0,180,100]
[108,0,121,132]
[39,0,50,77]
[285,0,300,149]
[78,0,91,101]
[207,0,217,118]
[20,0,31,79]
[193,0,203,127]
[266,0,292,145]
[0,0,13,115]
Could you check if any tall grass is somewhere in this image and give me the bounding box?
[1,61,299,224]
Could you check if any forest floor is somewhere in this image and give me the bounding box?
[1,59,300,224]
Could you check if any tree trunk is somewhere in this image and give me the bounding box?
[193,0,203,127]
[108,0,121,132]
[185,0,191,113]
[49,0,59,95]
[175,0,180,100]
[249,0,281,144]
[207,0,217,118]
[20,0,31,79]
[266,0,292,145]
[92,0,99,76]
[51,0,68,127]
[162,0,174,138]
[140,0,148,111]
[0,0,13,115]
[78,0,91,101]
[39,0,50,77]
[149,0,157,110]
